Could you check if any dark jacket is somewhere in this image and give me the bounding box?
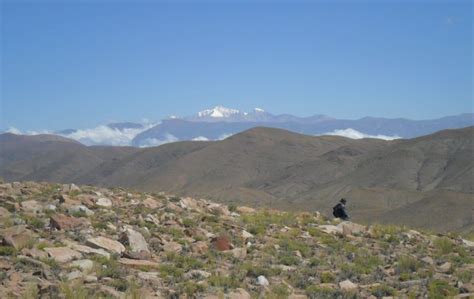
[333,203,349,220]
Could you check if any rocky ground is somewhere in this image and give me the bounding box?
[0,182,472,298]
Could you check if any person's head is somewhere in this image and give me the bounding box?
[340,198,347,204]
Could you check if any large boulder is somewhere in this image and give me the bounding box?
[44,247,82,263]
[1,225,37,250]
[86,236,126,254]
[50,214,88,230]
[120,227,150,257]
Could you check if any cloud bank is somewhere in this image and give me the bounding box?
[323,128,401,140]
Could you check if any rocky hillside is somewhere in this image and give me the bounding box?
[2,127,473,232]
[0,182,473,298]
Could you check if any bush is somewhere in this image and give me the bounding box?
[305,286,342,299]
[270,284,290,298]
[428,280,458,298]
[0,246,17,256]
[433,237,454,255]
[371,284,397,297]
[397,255,419,274]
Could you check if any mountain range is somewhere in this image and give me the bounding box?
[1,126,473,232]
[5,106,473,147]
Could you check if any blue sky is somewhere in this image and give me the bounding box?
[1,0,472,131]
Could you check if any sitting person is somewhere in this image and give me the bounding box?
[332,198,349,220]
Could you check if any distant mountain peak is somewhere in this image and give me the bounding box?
[197,106,241,118]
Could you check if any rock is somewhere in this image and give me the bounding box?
[462,239,474,247]
[162,241,182,253]
[66,242,110,259]
[235,206,256,214]
[184,270,212,280]
[421,256,434,265]
[257,275,269,286]
[179,197,202,211]
[242,230,254,239]
[118,258,160,268]
[69,184,81,192]
[339,279,358,292]
[20,200,42,213]
[212,235,232,251]
[288,295,308,299]
[438,262,452,273]
[84,275,98,283]
[0,207,11,219]
[207,203,230,216]
[66,270,83,281]
[68,205,94,216]
[319,225,343,235]
[21,247,48,259]
[137,271,161,281]
[338,222,367,236]
[44,247,82,263]
[96,197,112,208]
[142,197,162,209]
[45,204,57,211]
[191,241,209,255]
[228,288,251,299]
[70,259,94,272]
[120,227,150,255]
[230,247,247,259]
[86,236,125,254]
[1,225,38,250]
[50,214,88,230]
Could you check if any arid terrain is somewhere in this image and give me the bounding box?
[0,182,473,298]
[1,126,473,232]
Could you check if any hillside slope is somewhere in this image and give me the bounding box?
[0,182,473,298]
[0,127,473,232]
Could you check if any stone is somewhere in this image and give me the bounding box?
[96,197,112,208]
[228,288,251,299]
[142,197,162,209]
[50,214,88,230]
[137,271,161,282]
[236,206,256,214]
[45,204,57,211]
[118,258,160,268]
[438,262,452,273]
[0,207,11,219]
[212,235,232,251]
[70,259,94,272]
[339,279,358,292]
[20,200,42,213]
[84,275,98,283]
[86,236,125,254]
[21,247,48,259]
[66,243,110,259]
[421,256,434,265]
[66,270,83,281]
[179,197,202,211]
[288,295,308,299]
[162,241,182,253]
[207,203,230,216]
[242,230,254,239]
[120,227,150,255]
[1,225,37,250]
[44,247,82,263]
[184,270,212,280]
[318,225,343,235]
[230,247,247,259]
[191,241,209,255]
[338,222,367,236]
[68,205,94,216]
[462,239,474,247]
[257,275,269,286]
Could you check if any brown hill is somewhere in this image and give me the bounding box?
[0,127,473,232]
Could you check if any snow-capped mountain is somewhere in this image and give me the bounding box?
[4,105,473,148]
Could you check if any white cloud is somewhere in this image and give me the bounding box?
[322,128,400,140]
[6,127,22,135]
[192,136,209,141]
[6,127,52,135]
[218,133,234,140]
[138,133,179,148]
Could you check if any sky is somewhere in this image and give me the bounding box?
[1,0,472,131]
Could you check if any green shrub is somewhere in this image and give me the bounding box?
[0,246,17,256]
[428,280,458,298]
[270,283,290,298]
[320,272,335,283]
[433,237,454,255]
[371,284,397,297]
[305,285,342,299]
[397,255,419,274]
